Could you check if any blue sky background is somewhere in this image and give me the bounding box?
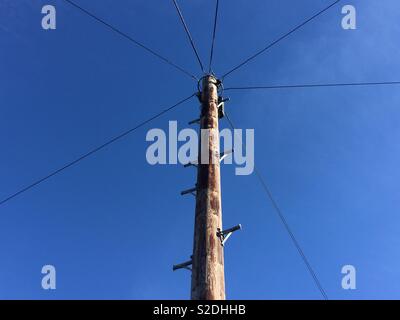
[1,0,400,299]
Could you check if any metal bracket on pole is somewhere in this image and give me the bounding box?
[218,97,229,119]
[184,149,233,168]
[216,224,242,246]
[188,118,200,125]
[180,187,197,196]
[184,160,198,168]
[173,258,192,272]
[184,162,198,168]
[195,91,202,103]
[220,149,234,163]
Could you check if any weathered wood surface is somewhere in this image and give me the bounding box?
[191,75,225,300]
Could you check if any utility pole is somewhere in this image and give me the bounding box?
[191,75,225,300]
[174,74,241,299]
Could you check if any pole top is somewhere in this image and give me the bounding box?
[197,74,223,96]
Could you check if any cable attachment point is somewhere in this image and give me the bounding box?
[216,224,242,246]
[217,97,229,119]
[195,91,202,103]
[197,75,224,96]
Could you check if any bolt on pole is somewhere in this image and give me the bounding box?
[191,75,225,300]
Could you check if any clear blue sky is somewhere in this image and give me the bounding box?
[1,0,400,299]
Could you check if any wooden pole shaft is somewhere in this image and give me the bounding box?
[191,75,225,300]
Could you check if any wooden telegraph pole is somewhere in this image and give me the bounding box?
[174,74,241,299]
[191,75,225,300]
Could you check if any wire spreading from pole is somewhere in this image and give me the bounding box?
[224,81,400,91]
[0,94,196,207]
[224,111,329,300]
[221,0,341,80]
[63,0,198,81]
[172,0,205,73]
[208,0,220,73]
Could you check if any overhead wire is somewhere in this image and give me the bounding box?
[0,93,196,207]
[172,0,206,73]
[224,81,400,91]
[221,0,341,80]
[208,0,220,73]
[224,111,329,300]
[63,0,198,80]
